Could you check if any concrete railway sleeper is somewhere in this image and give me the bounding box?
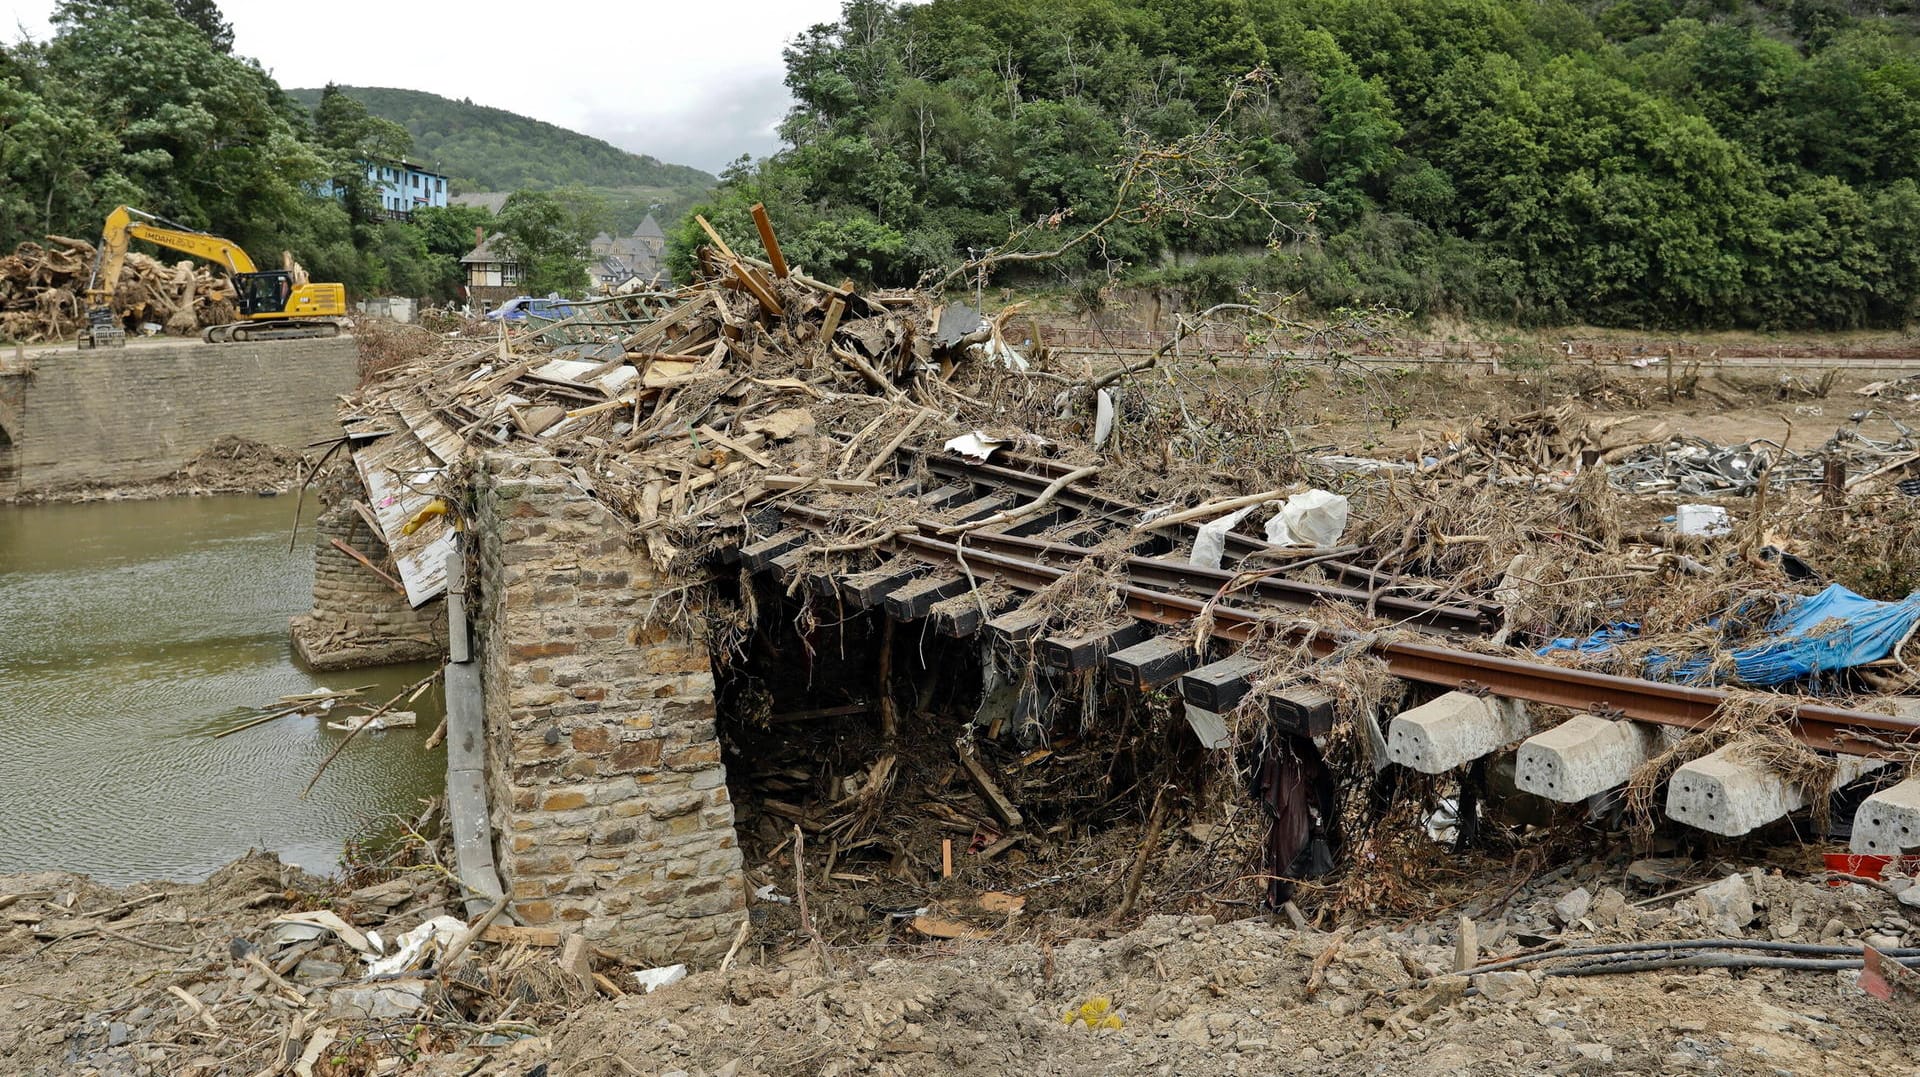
[733,456,1920,887]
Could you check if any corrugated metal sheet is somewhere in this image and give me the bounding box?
[351,404,456,608]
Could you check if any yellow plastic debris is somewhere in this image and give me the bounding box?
[1061,995,1124,1030]
[400,498,448,536]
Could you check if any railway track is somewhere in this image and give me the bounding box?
[724,450,1920,887]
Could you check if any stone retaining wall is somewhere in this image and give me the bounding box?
[472,453,745,964]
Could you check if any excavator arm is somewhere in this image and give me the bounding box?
[87,205,257,307]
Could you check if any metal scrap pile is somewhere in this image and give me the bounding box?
[1608,422,1919,496]
[0,234,237,342]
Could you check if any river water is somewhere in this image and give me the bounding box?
[0,494,443,883]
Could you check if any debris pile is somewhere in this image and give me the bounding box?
[0,235,237,343]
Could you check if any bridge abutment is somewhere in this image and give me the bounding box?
[472,455,745,963]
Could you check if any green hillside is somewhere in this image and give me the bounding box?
[285,85,714,193]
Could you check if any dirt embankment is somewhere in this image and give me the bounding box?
[7,436,314,504]
[4,850,1917,1076]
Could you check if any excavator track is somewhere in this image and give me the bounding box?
[202,320,343,344]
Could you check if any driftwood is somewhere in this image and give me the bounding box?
[0,235,236,342]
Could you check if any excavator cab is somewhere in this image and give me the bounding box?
[234,271,295,316]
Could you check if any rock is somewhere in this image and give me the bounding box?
[1899,887,1920,909]
[1590,887,1628,929]
[1696,874,1756,934]
[1573,1043,1615,1064]
[1864,933,1903,950]
[1554,887,1593,925]
[328,979,430,1019]
[1455,916,1478,972]
[107,1022,128,1047]
[1626,858,1691,885]
[1473,971,1540,1003]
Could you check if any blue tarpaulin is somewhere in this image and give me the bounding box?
[1538,584,1920,686]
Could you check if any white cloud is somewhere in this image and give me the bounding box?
[5,0,847,173]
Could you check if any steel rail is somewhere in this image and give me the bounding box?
[774,504,1920,755]
[915,451,1501,620]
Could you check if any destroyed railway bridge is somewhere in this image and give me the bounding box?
[310,243,1920,967]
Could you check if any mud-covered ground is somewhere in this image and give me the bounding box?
[4,850,1917,1076]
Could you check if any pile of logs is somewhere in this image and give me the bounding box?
[0,236,237,343]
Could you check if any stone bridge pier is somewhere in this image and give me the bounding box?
[459,455,746,965]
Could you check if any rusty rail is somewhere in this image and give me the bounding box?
[773,472,1920,756]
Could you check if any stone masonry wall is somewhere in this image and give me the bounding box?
[473,453,745,964]
[290,469,447,671]
[3,335,357,493]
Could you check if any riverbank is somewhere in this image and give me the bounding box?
[0,435,314,505]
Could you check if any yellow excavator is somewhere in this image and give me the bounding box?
[83,205,347,346]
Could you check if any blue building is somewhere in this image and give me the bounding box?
[362,159,450,218]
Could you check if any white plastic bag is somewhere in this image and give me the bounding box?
[1264,489,1349,547]
[1676,504,1731,536]
[1189,504,1259,570]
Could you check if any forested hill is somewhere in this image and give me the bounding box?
[681,0,1920,330]
[285,86,714,193]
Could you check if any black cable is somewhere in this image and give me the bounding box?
[1465,937,1920,977]
[1549,952,1920,977]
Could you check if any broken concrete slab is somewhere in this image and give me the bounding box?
[1514,714,1659,802]
[1386,692,1529,774]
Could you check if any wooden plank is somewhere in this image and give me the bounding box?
[761,474,880,493]
[694,214,738,259]
[1106,635,1202,689]
[956,745,1024,830]
[750,202,790,278]
[1043,620,1150,672]
[1180,653,1265,712]
[820,296,846,344]
[943,492,1013,525]
[913,483,973,509]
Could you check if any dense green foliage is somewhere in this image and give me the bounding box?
[0,3,699,302]
[681,0,1920,328]
[495,191,599,296]
[283,85,715,194]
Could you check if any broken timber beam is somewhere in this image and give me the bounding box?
[956,744,1024,830]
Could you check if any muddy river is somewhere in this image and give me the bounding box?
[0,494,442,883]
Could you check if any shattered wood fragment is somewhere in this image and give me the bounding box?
[750,202,790,278]
[956,744,1025,830]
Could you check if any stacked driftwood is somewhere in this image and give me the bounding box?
[0,235,237,342]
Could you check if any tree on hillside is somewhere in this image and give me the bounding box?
[313,83,414,223]
[41,0,329,256]
[496,190,599,295]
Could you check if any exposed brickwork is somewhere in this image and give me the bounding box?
[0,336,357,493]
[290,469,447,670]
[472,453,745,964]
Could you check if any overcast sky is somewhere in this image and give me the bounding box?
[5,0,851,174]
